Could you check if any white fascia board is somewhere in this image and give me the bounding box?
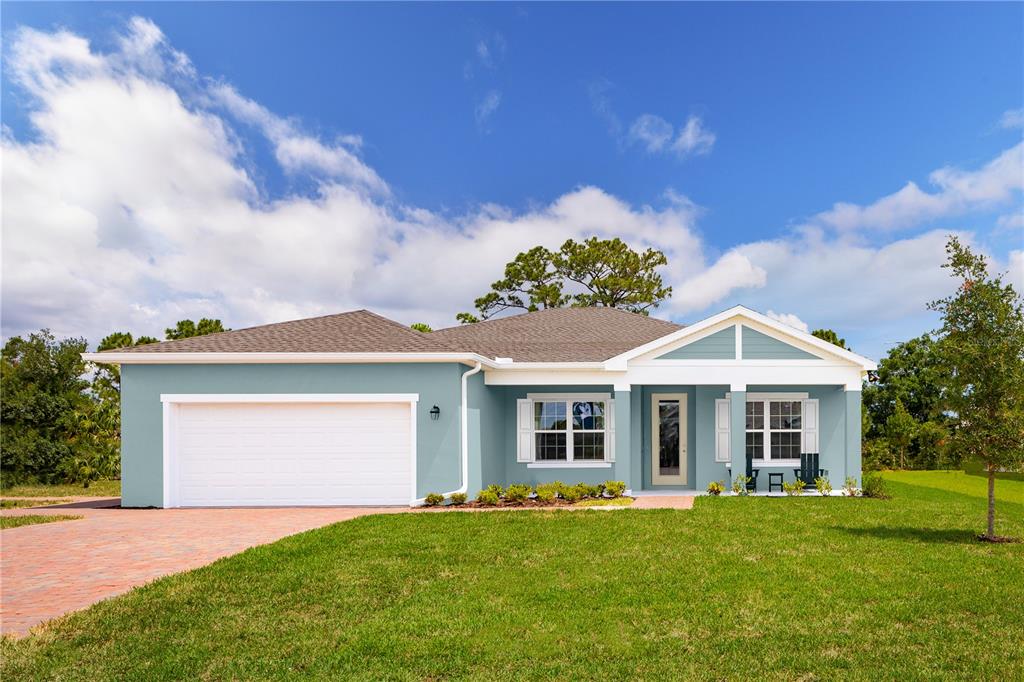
[485,369,622,386]
[82,352,496,367]
[604,305,877,371]
[160,393,420,404]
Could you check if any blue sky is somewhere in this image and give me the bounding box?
[2,2,1022,359]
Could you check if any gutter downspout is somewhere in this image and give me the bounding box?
[413,361,483,505]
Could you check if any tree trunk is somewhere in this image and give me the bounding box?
[987,465,996,539]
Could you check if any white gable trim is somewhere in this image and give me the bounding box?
[604,306,876,371]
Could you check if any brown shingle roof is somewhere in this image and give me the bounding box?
[113,310,453,354]
[108,306,682,362]
[431,307,682,362]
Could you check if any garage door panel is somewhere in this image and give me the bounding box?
[172,401,413,507]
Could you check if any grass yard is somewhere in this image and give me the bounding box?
[0,499,70,509]
[0,480,120,498]
[0,515,82,530]
[2,471,1022,680]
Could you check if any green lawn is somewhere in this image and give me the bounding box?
[0,480,120,498]
[3,472,1022,680]
[0,499,71,509]
[0,514,82,530]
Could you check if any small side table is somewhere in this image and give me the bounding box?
[768,472,784,493]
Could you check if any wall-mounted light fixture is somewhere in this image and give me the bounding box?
[430,405,441,421]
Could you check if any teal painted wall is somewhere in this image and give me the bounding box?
[741,326,818,360]
[467,371,504,496]
[845,390,862,486]
[120,363,464,507]
[655,326,736,360]
[639,386,698,490]
[692,384,851,491]
[492,385,619,489]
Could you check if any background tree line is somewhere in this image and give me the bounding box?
[1,319,227,487]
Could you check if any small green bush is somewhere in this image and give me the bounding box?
[575,483,600,498]
[783,479,805,496]
[450,492,468,505]
[504,483,533,503]
[484,484,504,498]
[476,490,499,506]
[602,480,626,498]
[732,475,751,496]
[560,485,583,503]
[843,476,859,497]
[814,476,833,497]
[424,492,444,506]
[861,472,890,499]
[535,482,559,503]
[706,480,725,495]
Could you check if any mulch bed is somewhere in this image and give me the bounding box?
[977,534,1021,544]
[424,497,630,510]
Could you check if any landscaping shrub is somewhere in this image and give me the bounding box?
[576,483,600,498]
[862,472,890,499]
[424,492,444,506]
[843,476,859,496]
[783,480,805,496]
[602,480,626,498]
[706,480,725,495]
[504,484,533,503]
[484,484,504,498]
[450,492,467,505]
[476,490,499,506]
[814,476,833,497]
[534,482,559,503]
[560,485,583,503]
[732,475,751,496]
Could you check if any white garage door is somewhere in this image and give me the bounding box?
[170,400,414,507]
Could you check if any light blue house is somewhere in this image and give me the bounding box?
[86,305,876,507]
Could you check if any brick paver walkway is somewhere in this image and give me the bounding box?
[0,501,400,636]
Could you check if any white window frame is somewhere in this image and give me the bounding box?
[726,391,811,468]
[524,393,613,468]
[745,392,807,465]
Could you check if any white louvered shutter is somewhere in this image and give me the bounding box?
[606,399,615,463]
[516,398,534,462]
[715,398,731,462]
[802,399,819,454]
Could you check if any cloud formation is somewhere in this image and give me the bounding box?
[628,113,715,158]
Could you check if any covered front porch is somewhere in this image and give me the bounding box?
[611,383,861,493]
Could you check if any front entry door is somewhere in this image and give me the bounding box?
[651,393,687,485]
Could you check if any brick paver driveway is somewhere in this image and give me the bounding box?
[0,501,402,636]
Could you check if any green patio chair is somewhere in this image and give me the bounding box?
[793,452,826,489]
[745,452,759,492]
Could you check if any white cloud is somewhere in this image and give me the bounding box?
[670,251,767,313]
[808,143,1024,233]
[765,311,810,333]
[628,114,674,152]
[628,114,715,158]
[1000,108,1024,129]
[208,84,387,194]
[463,32,505,80]
[475,89,501,130]
[671,115,715,157]
[996,211,1024,232]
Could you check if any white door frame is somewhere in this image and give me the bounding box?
[651,393,688,485]
[160,393,419,508]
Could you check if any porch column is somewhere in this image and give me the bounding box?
[729,385,746,487]
[845,388,862,486]
[614,388,633,492]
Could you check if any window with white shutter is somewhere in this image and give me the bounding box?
[516,398,534,462]
[802,398,819,454]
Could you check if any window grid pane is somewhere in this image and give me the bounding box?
[535,432,567,461]
[534,401,567,430]
[572,401,605,430]
[770,432,801,460]
[745,431,764,460]
[573,432,605,460]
